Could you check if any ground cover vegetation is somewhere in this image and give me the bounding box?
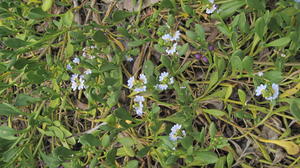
[1,0,300,167]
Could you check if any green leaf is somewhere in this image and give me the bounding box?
[230,56,242,73]
[137,146,150,157]
[42,0,54,11]
[246,0,265,11]
[4,38,28,48]
[177,43,189,57]
[0,26,13,37]
[128,39,147,47]
[93,30,108,43]
[118,137,135,147]
[194,151,219,164]
[218,0,246,19]
[125,160,139,168]
[239,12,249,33]
[0,103,24,116]
[15,94,41,106]
[102,134,110,147]
[28,8,49,19]
[195,24,205,41]
[186,30,197,41]
[0,126,18,140]
[112,10,133,22]
[290,101,300,121]
[203,109,226,117]
[79,134,101,146]
[209,122,217,138]
[182,136,193,149]
[238,89,246,105]
[255,17,266,40]
[160,55,172,71]
[266,37,291,47]
[242,56,253,73]
[114,107,133,121]
[106,148,117,165]
[227,152,234,168]
[143,60,154,77]
[54,146,75,159]
[264,70,283,83]
[62,10,74,27]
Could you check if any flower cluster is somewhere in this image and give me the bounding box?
[255,83,279,101]
[206,0,217,14]
[127,74,147,93]
[127,74,148,116]
[71,74,86,91]
[169,124,186,141]
[162,31,181,55]
[133,95,145,116]
[67,57,92,91]
[155,72,174,91]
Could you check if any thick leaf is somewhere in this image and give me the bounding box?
[0,126,18,140]
[290,101,300,121]
[4,38,28,48]
[0,103,24,116]
[112,10,133,22]
[264,70,283,83]
[42,0,54,11]
[255,17,265,40]
[203,109,226,117]
[28,8,49,19]
[115,107,133,121]
[93,30,108,43]
[79,134,101,146]
[128,39,147,47]
[62,10,74,27]
[0,26,13,37]
[125,160,138,168]
[266,37,291,47]
[194,151,219,164]
[15,94,41,106]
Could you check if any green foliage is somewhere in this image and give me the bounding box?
[0,0,299,167]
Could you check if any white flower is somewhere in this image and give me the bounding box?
[162,34,173,42]
[166,43,177,55]
[70,74,86,91]
[84,69,92,75]
[206,4,217,14]
[159,72,169,82]
[66,64,72,70]
[255,84,267,96]
[71,74,79,91]
[127,77,135,89]
[134,86,147,92]
[134,96,145,116]
[171,31,181,41]
[135,106,144,116]
[126,56,133,62]
[257,72,264,77]
[209,0,214,3]
[169,124,185,141]
[78,76,86,90]
[155,84,168,91]
[162,31,181,42]
[139,74,147,84]
[265,83,279,101]
[72,57,80,64]
[134,95,145,103]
